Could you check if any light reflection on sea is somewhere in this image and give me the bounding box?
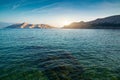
[0,29,120,80]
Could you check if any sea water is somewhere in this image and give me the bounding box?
[0,29,120,80]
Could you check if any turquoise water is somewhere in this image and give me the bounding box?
[0,29,120,80]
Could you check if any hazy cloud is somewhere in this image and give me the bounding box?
[12,0,26,10]
[31,2,60,12]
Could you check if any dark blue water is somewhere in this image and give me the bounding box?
[0,29,120,80]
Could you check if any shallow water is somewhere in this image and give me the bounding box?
[0,29,120,80]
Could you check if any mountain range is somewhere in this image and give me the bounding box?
[63,15,120,29]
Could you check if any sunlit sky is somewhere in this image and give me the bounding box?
[0,0,120,27]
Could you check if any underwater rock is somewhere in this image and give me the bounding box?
[36,51,84,80]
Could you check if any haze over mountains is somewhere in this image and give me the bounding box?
[0,22,12,29]
[63,15,120,29]
[1,15,120,29]
[5,22,55,29]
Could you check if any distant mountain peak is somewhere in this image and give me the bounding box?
[21,22,28,28]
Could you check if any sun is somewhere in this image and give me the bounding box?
[63,20,72,26]
[54,18,72,27]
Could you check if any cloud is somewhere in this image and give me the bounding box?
[12,0,27,10]
[12,0,51,10]
[100,1,120,9]
[12,4,21,10]
[31,2,60,12]
[90,1,120,15]
[28,1,76,15]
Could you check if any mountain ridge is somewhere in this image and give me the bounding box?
[63,15,120,29]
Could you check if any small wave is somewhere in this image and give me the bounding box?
[18,37,35,40]
[24,46,46,50]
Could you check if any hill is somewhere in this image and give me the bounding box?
[5,22,55,29]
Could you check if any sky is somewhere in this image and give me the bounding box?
[0,0,120,27]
